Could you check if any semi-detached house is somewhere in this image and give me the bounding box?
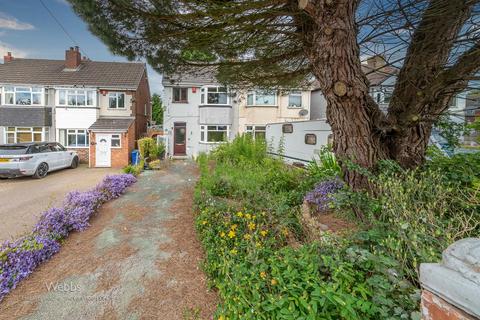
[0,47,151,168]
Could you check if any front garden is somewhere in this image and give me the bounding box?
[194,135,480,319]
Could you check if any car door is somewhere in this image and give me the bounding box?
[55,143,71,168]
[46,143,63,170]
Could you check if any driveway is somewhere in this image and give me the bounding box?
[0,165,119,242]
[0,161,217,319]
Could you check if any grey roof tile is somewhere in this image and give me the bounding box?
[89,117,134,131]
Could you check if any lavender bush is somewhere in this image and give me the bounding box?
[304,178,344,213]
[0,174,136,301]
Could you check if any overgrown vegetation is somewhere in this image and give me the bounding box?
[193,137,480,319]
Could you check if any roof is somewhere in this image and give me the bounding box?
[89,117,134,132]
[162,66,219,86]
[0,58,146,89]
[361,64,398,86]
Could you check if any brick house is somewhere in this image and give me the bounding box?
[0,47,151,168]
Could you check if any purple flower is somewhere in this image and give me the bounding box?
[304,178,343,212]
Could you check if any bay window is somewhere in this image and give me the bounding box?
[57,89,95,107]
[288,91,302,108]
[201,86,229,105]
[58,129,89,147]
[109,92,126,109]
[3,86,43,106]
[5,127,48,143]
[200,125,229,143]
[245,125,266,140]
[246,90,277,106]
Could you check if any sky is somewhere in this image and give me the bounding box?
[0,0,163,94]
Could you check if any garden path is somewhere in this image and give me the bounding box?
[0,161,218,319]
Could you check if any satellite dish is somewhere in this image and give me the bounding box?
[299,109,309,116]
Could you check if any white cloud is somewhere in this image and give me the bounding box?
[0,41,28,59]
[0,12,34,31]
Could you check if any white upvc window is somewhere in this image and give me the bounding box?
[108,92,126,109]
[2,86,44,106]
[288,90,302,108]
[200,86,229,105]
[200,125,230,143]
[57,89,96,107]
[245,125,266,140]
[111,134,121,148]
[5,127,47,143]
[58,129,89,147]
[246,90,277,106]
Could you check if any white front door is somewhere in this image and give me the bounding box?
[95,134,111,167]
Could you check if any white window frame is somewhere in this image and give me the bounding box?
[2,86,44,106]
[288,90,303,108]
[57,89,96,107]
[4,127,47,143]
[108,92,126,109]
[246,90,277,107]
[58,129,89,148]
[200,86,229,105]
[111,134,121,148]
[200,125,230,143]
[245,125,266,140]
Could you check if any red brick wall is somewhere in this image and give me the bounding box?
[421,290,475,320]
[133,70,151,140]
[67,148,89,163]
[89,123,135,168]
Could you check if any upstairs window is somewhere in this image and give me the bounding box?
[288,91,302,108]
[58,89,95,107]
[109,92,126,109]
[201,86,228,105]
[3,86,43,106]
[173,87,188,103]
[247,90,277,106]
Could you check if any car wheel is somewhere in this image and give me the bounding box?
[33,162,49,179]
[70,156,79,169]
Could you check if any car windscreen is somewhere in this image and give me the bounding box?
[0,146,29,155]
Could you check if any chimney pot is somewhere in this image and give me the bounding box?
[4,52,13,63]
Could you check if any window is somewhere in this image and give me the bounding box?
[282,123,293,133]
[108,92,126,109]
[288,91,302,108]
[111,134,121,148]
[201,86,228,105]
[247,90,277,106]
[245,125,266,140]
[58,129,89,147]
[3,86,43,106]
[200,125,229,143]
[57,89,95,107]
[305,134,317,145]
[5,127,46,143]
[173,87,188,103]
[449,97,458,108]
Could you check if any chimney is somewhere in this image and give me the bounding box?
[65,46,81,69]
[367,55,387,70]
[4,52,13,63]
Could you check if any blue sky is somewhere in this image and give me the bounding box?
[0,0,162,94]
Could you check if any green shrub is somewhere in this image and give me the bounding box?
[123,164,142,176]
[212,135,267,165]
[425,149,480,187]
[138,137,160,160]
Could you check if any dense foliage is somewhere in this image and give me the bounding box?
[0,174,136,301]
[192,137,479,319]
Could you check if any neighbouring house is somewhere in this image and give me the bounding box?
[0,47,151,168]
[162,68,312,158]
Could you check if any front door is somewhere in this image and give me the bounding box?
[96,134,111,167]
[173,123,186,155]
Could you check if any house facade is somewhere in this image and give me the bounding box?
[0,47,151,168]
[162,69,312,158]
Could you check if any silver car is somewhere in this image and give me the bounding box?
[0,142,79,179]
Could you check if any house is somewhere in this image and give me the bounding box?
[162,68,312,158]
[0,47,151,168]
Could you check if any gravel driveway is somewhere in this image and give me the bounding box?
[0,165,119,242]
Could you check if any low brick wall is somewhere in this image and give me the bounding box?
[421,291,475,320]
[68,148,89,163]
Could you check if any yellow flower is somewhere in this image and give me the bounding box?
[230,249,238,255]
[256,242,262,248]
[220,231,226,238]
[236,212,243,218]
[228,230,236,238]
[243,234,251,240]
[245,213,252,220]
[248,222,256,230]
[201,220,208,225]
[282,228,289,236]
[260,230,268,237]
[260,271,267,279]
[218,316,225,320]
[271,279,278,286]
[231,224,238,230]
[252,215,257,220]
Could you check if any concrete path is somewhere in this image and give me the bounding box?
[0,165,119,243]
[0,161,217,320]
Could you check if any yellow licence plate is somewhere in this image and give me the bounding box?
[0,159,10,162]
